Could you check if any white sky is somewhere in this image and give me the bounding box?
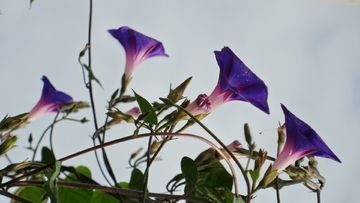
[1,0,360,202]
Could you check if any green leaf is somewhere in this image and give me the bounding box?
[43,161,62,203]
[181,156,198,193]
[90,190,119,203]
[235,196,246,203]
[58,166,93,203]
[30,0,34,7]
[128,168,144,191]
[132,90,157,125]
[41,146,56,164]
[196,184,223,203]
[84,64,103,89]
[11,187,45,203]
[198,162,233,191]
[223,188,234,203]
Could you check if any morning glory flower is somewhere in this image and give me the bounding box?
[27,76,73,122]
[108,26,168,88]
[272,104,341,173]
[185,47,269,116]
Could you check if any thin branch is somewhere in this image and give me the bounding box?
[0,190,34,203]
[49,111,60,159]
[7,181,212,203]
[2,132,240,193]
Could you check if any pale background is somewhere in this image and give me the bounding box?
[1,0,359,202]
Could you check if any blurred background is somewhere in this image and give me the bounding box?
[1,0,359,202]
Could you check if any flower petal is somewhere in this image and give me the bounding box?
[28,76,73,121]
[214,47,269,114]
[281,104,341,163]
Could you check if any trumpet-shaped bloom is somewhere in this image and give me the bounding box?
[186,47,269,116]
[272,104,341,172]
[27,76,73,122]
[108,26,168,82]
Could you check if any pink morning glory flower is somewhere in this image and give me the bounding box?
[272,104,341,173]
[108,26,168,85]
[186,47,269,116]
[27,76,73,122]
[125,107,141,120]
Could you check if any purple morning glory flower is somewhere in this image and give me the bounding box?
[186,47,269,116]
[27,76,73,122]
[108,26,168,84]
[272,104,341,173]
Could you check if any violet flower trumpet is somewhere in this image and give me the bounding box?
[27,76,73,122]
[272,104,341,173]
[186,47,269,116]
[108,26,168,91]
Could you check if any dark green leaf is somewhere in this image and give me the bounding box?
[58,166,93,203]
[30,0,34,7]
[11,187,45,203]
[198,162,233,191]
[181,156,198,193]
[41,146,55,164]
[223,188,234,203]
[196,184,223,203]
[128,168,144,191]
[84,64,103,89]
[133,90,157,125]
[90,190,119,203]
[43,161,62,203]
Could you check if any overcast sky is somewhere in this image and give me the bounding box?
[1,0,360,202]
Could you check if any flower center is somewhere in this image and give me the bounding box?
[196,94,211,111]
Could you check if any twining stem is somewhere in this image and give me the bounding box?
[7,181,212,203]
[171,103,250,201]
[32,118,63,162]
[49,111,60,160]
[85,0,119,189]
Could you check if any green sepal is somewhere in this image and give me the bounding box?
[167,77,192,103]
[249,169,260,184]
[0,113,29,132]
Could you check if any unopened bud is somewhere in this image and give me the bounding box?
[167,77,192,103]
[150,141,163,154]
[254,149,267,170]
[0,136,18,156]
[277,123,286,146]
[244,123,252,146]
